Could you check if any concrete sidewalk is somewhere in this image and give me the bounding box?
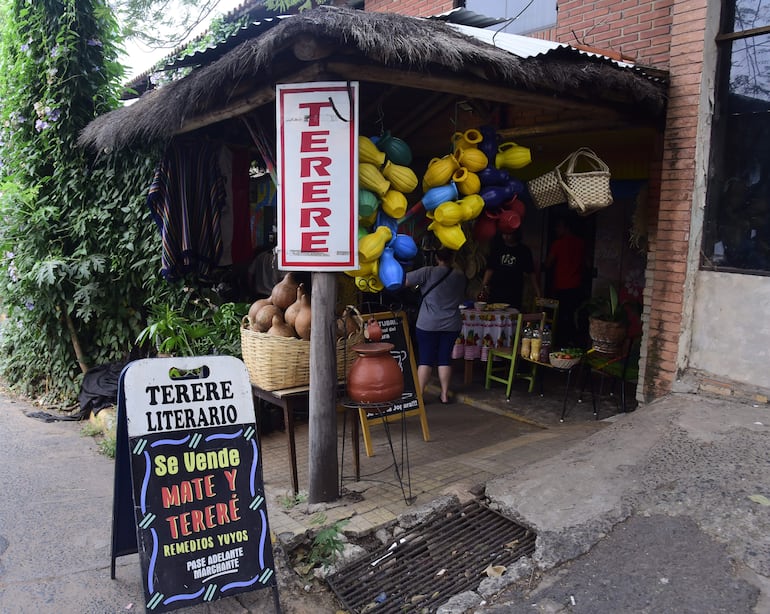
[455,393,770,613]
[1,377,768,613]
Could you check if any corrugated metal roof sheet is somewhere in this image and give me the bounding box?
[428,7,507,29]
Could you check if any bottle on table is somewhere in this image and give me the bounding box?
[520,322,532,358]
[539,325,551,363]
[530,324,541,362]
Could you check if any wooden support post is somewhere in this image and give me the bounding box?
[308,272,339,503]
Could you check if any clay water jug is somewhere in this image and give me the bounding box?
[364,317,383,342]
[346,342,404,403]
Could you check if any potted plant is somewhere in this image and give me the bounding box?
[578,284,639,355]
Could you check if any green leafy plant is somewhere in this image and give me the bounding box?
[277,491,308,509]
[578,284,638,324]
[307,514,349,568]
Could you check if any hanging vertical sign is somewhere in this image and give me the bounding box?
[276,81,359,270]
[119,356,279,613]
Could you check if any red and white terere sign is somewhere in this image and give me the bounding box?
[276,81,359,270]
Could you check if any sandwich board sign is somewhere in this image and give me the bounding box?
[113,356,279,612]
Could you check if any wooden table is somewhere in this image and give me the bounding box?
[456,307,519,384]
[250,383,314,496]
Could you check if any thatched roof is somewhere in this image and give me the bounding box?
[79,6,667,153]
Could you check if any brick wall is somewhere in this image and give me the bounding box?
[533,0,674,68]
[364,0,455,16]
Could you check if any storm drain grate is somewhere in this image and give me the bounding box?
[327,499,537,613]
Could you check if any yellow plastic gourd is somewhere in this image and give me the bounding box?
[344,257,378,278]
[433,201,464,226]
[458,194,485,221]
[428,219,466,250]
[358,225,392,263]
[454,147,488,172]
[359,163,390,197]
[355,275,384,293]
[422,154,460,190]
[495,141,532,170]
[381,160,418,194]
[453,168,481,196]
[359,136,386,167]
[381,189,408,219]
[452,128,483,152]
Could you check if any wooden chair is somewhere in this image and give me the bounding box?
[534,297,559,343]
[485,312,546,399]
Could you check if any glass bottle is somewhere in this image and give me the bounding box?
[520,322,532,358]
[530,324,542,362]
[539,325,552,363]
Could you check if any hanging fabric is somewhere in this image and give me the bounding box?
[146,139,226,281]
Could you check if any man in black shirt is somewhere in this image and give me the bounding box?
[481,229,541,310]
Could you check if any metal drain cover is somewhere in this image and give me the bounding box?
[328,499,536,613]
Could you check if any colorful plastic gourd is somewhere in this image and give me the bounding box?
[381,160,418,194]
[457,194,485,221]
[380,189,407,219]
[378,247,404,291]
[376,131,413,166]
[359,163,390,197]
[454,168,481,196]
[479,183,515,209]
[452,128,483,152]
[497,209,522,233]
[358,136,386,167]
[390,234,418,262]
[344,257,378,278]
[495,141,532,170]
[422,154,460,190]
[472,210,500,242]
[422,182,459,212]
[477,165,511,187]
[358,188,379,218]
[433,201,465,226]
[375,209,399,239]
[454,147,488,172]
[428,219,466,250]
[358,225,392,263]
[477,125,498,160]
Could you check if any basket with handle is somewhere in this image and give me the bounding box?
[558,148,613,215]
[525,151,574,209]
[240,306,364,390]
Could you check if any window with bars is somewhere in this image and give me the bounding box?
[703,0,770,274]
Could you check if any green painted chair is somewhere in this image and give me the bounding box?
[485,312,546,399]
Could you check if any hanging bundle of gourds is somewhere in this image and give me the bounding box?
[348,132,419,292]
[421,126,534,248]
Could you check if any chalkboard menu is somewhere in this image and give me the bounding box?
[118,356,278,613]
[369,310,423,417]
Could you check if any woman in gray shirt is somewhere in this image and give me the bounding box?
[405,247,467,404]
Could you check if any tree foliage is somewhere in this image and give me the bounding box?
[0,0,172,405]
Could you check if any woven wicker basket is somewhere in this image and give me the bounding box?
[240,314,363,391]
[548,353,581,370]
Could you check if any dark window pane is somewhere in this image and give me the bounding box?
[729,0,770,33]
[727,32,770,107]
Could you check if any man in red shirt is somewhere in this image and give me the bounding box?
[546,217,587,346]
